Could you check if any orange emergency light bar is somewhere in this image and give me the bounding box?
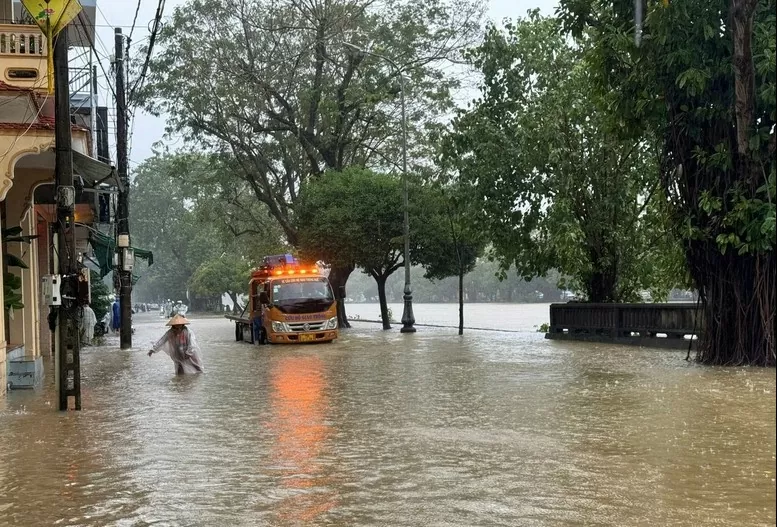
[260,265,319,278]
[269,268,318,276]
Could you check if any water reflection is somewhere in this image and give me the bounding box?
[0,407,124,525]
[0,314,773,526]
[265,354,338,523]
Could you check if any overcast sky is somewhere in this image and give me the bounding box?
[91,0,557,167]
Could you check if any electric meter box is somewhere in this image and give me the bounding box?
[123,248,135,272]
[42,275,62,306]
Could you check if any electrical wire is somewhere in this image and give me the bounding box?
[94,3,118,54]
[0,93,50,164]
[128,0,144,46]
[129,0,165,105]
[74,12,118,102]
[71,10,142,169]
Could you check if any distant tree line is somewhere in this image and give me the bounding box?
[344,262,562,304]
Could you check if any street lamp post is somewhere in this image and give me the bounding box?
[344,43,415,332]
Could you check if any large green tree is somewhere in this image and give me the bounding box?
[138,0,485,323]
[190,257,253,313]
[296,169,405,329]
[167,153,289,263]
[131,153,287,307]
[296,168,480,329]
[444,12,683,303]
[557,0,775,365]
[130,155,218,302]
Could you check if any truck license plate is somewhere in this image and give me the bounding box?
[300,334,314,342]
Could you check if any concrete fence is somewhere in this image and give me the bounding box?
[546,302,703,349]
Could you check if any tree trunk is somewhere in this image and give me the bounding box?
[731,0,757,156]
[376,274,391,330]
[228,291,239,314]
[458,267,464,335]
[691,246,775,366]
[586,267,618,303]
[685,0,775,366]
[329,264,354,328]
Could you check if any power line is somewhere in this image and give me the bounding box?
[129,0,165,106]
[94,3,113,31]
[0,91,51,163]
[91,4,123,60]
[128,0,144,45]
[74,12,117,102]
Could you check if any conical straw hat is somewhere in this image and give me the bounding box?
[166,314,190,326]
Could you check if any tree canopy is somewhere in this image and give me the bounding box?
[130,153,286,307]
[557,0,775,365]
[138,0,486,307]
[295,168,482,328]
[190,257,254,312]
[296,168,409,328]
[443,11,684,303]
[139,0,484,239]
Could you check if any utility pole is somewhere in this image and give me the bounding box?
[54,28,81,410]
[115,28,132,349]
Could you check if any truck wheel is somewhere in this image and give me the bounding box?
[235,323,242,342]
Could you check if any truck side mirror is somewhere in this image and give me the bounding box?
[258,291,270,305]
[338,286,346,300]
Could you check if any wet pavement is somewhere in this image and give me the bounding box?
[1,309,775,526]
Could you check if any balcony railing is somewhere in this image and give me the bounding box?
[0,24,46,56]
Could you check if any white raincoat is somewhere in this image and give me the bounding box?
[150,326,204,375]
[80,305,97,344]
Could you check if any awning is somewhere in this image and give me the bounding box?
[83,254,102,273]
[73,151,120,190]
[88,230,153,278]
[84,254,142,284]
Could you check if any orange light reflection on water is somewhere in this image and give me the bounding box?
[266,355,338,522]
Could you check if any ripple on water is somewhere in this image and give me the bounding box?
[0,313,774,526]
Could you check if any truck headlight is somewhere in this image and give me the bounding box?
[325,316,338,329]
[271,321,288,333]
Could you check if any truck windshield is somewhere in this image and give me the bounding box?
[272,278,333,311]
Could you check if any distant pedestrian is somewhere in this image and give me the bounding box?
[101,311,111,334]
[111,299,120,333]
[148,314,204,375]
[79,304,97,345]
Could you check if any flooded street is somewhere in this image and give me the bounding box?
[1,307,775,526]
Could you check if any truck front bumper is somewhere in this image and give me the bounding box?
[269,331,337,344]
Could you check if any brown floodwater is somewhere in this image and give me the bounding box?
[1,307,774,526]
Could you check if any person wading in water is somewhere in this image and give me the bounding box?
[148,314,204,374]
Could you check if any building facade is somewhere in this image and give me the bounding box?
[0,5,113,396]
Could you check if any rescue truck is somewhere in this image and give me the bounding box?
[227,255,338,344]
